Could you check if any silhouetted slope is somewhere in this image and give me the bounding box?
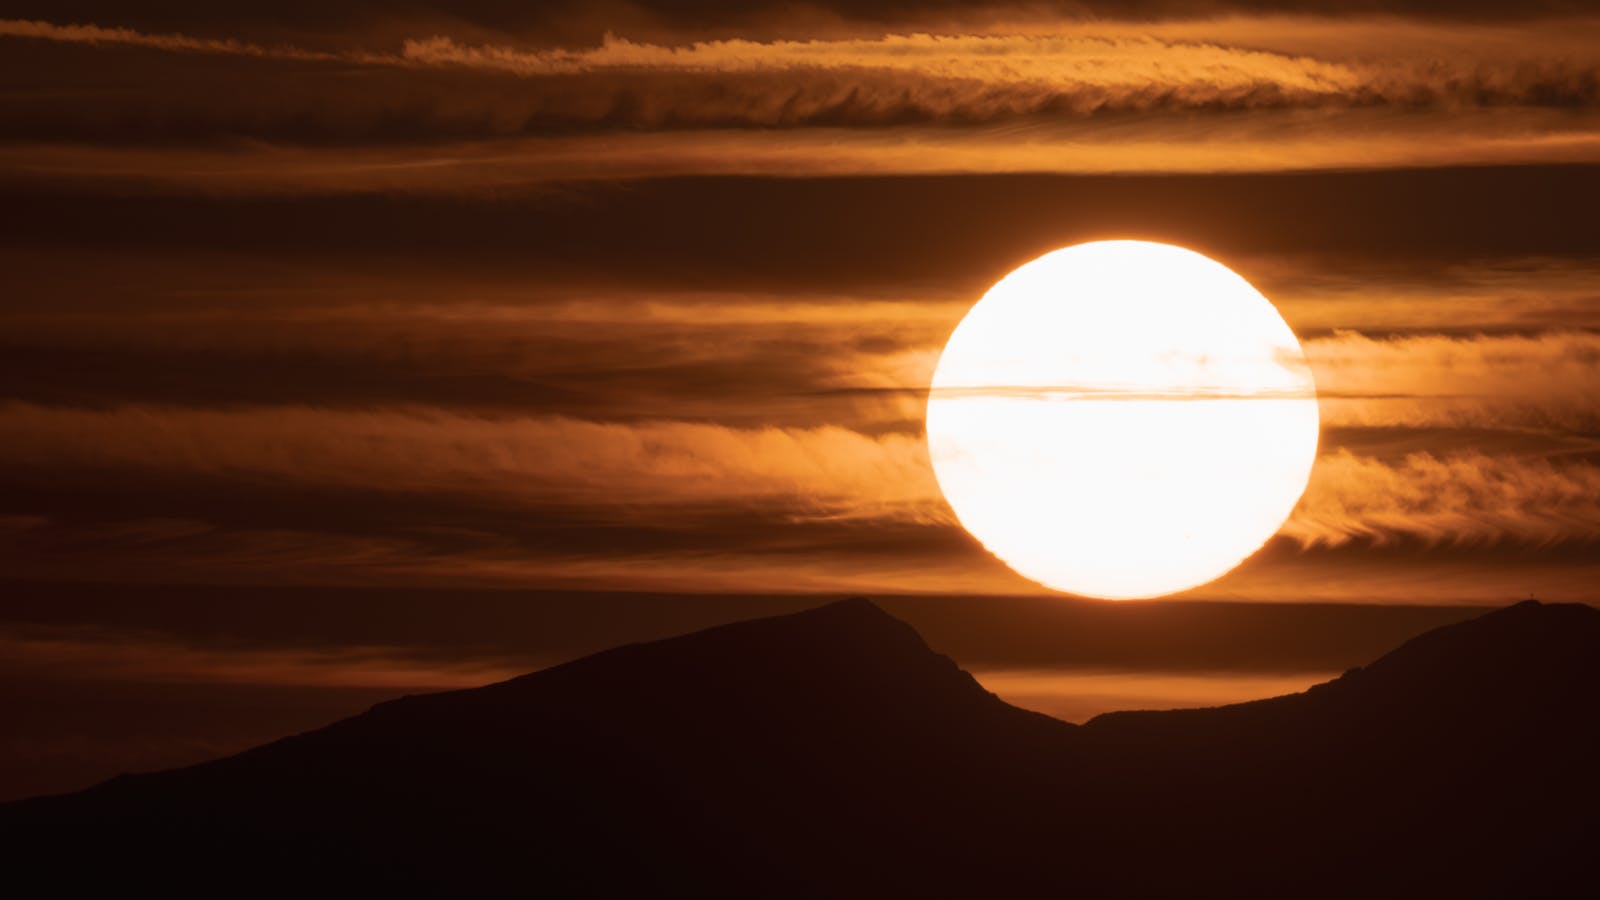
[1,599,1075,898]
[1077,600,1600,897]
[4,599,1597,899]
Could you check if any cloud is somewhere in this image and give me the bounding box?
[3,179,1595,311]
[0,18,340,60]
[6,113,1598,189]
[4,1,1594,45]
[0,510,1022,596]
[1285,450,1600,547]
[0,623,528,689]
[14,265,1596,436]
[1305,330,1600,431]
[0,403,947,524]
[5,399,1600,564]
[396,30,1366,99]
[0,279,952,428]
[1263,257,1600,333]
[2,15,1597,180]
[3,9,1598,610]
[388,23,1600,116]
[10,15,1598,116]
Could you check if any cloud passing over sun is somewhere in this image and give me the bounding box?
[1,0,1597,603]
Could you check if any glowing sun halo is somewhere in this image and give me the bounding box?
[926,240,1319,600]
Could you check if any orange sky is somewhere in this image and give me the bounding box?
[1,5,1598,600]
[0,0,1596,800]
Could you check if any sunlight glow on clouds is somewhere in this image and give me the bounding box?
[0,6,1596,603]
[2,400,1598,574]
[2,14,1598,182]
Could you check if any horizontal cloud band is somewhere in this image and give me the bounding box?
[3,17,1598,139]
[2,403,1596,549]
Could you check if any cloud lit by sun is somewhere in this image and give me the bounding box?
[0,2,1596,605]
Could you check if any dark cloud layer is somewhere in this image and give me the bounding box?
[3,166,1596,586]
[1,11,1595,188]
[6,1,1595,40]
[4,34,1598,146]
[6,168,1598,292]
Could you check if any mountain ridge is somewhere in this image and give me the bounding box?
[4,597,1596,898]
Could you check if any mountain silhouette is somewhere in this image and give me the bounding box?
[4,599,1596,898]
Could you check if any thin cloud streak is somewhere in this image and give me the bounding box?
[0,18,342,61]
[9,16,1598,113]
[0,403,946,524]
[397,31,1362,93]
[3,403,1600,551]
[2,250,1593,433]
[2,17,1597,182]
[1307,330,1600,431]
[7,508,1599,601]
[0,513,1027,596]
[1267,257,1600,333]
[1287,450,1600,548]
[5,113,1597,188]
[0,624,530,689]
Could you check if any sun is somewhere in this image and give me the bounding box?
[925,240,1319,600]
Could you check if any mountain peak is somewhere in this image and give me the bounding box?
[5,597,1598,899]
[1234,598,1600,750]
[464,594,967,705]
[279,594,1072,784]
[1351,598,1600,684]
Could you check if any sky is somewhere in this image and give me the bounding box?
[1,0,1597,798]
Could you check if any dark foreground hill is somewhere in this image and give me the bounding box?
[4,599,1597,898]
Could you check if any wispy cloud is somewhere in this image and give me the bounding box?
[0,403,945,523]
[1307,330,1600,431]
[1266,257,1600,333]
[2,8,1596,597]
[6,114,1597,189]
[10,16,1597,114]
[4,401,1599,560]
[0,624,528,688]
[396,30,1364,98]
[3,16,1597,181]
[1286,450,1600,547]
[0,19,341,61]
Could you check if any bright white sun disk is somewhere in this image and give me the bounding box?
[925,240,1319,600]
